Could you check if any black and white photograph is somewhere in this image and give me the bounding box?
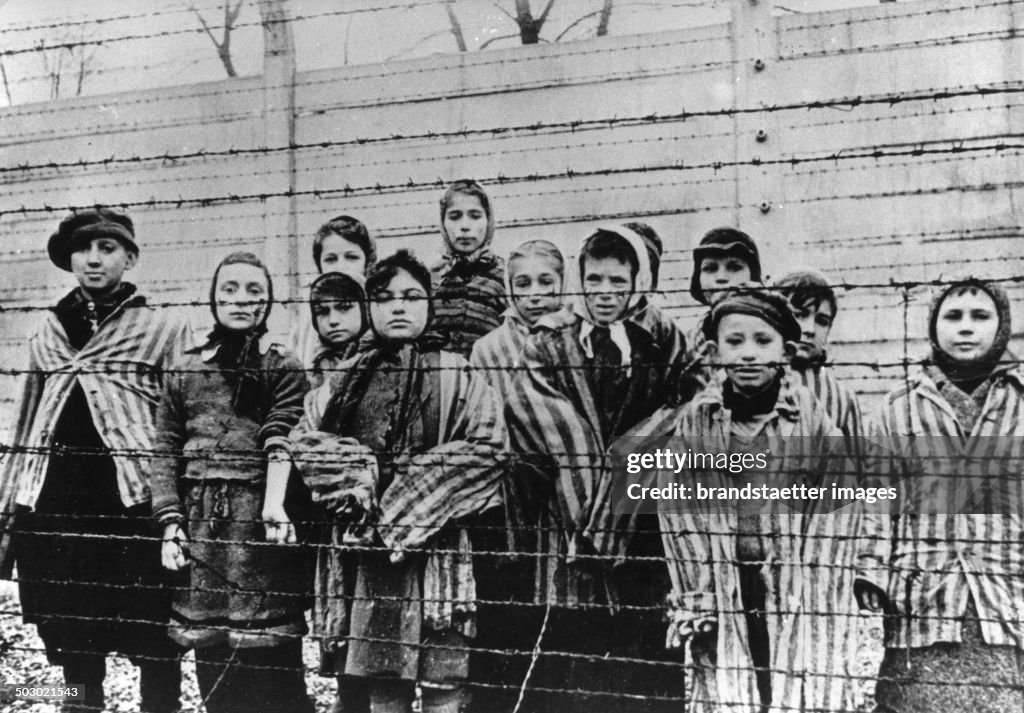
[0,0,1021,711]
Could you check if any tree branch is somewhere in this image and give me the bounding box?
[479,32,519,50]
[444,0,468,52]
[537,0,557,24]
[492,1,516,21]
[384,28,448,62]
[191,5,222,52]
[554,9,601,41]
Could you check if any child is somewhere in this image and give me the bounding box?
[468,239,566,712]
[659,288,860,713]
[307,271,367,390]
[690,228,762,307]
[684,227,764,400]
[431,179,508,358]
[290,249,507,713]
[291,215,377,384]
[505,225,690,713]
[857,278,1024,712]
[151,252,314,713]
[776,269,864,443]
[0,208,187,713]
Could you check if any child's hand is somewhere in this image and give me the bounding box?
[161,524,189,571]
[854,578,887,613]
[262,503,297,544]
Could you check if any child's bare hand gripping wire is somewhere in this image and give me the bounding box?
[161,523,189,571]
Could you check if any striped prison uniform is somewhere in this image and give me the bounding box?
[859,366,1024,649]
[0,293,190,573]
[659,372,862,713]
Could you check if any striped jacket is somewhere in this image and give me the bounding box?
[502,301,690,605]
[0,292,190,573]
[660,373,860,713]
[290,346,508,638]
[860,367,1024,649]
[793,361,864,445]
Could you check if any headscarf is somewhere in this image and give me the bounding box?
[438,179,497,267]
[573,224,652,372]
[927,278,1012,391]
[203,252,273,416]
[309,271,367,332]
[690,227,762,305]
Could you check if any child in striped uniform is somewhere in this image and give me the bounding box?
[504,225,691,713]
[1,207,188,713]
[468,239,567,713]
[857,278,1024,712]
[659,288,861,713]
[686,228,764,394]
[289,250,507,713]
[430,179,508,358]
[290,215,377,386]
[152,252,314,713]
[776,269,864,444]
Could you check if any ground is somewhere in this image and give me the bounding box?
[1,582,882,711]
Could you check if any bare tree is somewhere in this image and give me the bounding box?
[513,0,556,45]
[192,0,246,77]
[445,0,468,51]
[0,62,12,105]
[39,26,100,100]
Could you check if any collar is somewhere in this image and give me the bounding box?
[701,369,802,422]
[198,333,276,363]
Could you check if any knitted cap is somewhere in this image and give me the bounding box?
[927,278,1011,366]
[48,207,138,272]
[690,227,762,304]
[703,287,800,344]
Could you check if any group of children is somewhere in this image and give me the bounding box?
[1,178,1021,713]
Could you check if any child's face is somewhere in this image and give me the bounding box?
[510,255,562,325]
[443,193,489,255]
[790,299,834,360]
[935,288,999,361]
[70,237,137,295]
[700,254,752,304]
[214,263,269,331]
[369,268,429,341]
[582,255,634,326]
[320,234,367,276]
[314,299,363,347]
[717,313,786,393]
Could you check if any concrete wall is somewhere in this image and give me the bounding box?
[1,0,1021,437]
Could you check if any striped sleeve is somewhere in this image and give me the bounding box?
[505,330,605,544]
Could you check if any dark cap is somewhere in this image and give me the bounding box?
[690,227,762,304]
[702,286,800,344]
[47,207,138,272]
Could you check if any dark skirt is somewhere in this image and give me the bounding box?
[875,596,1024,712]
[14,387,179,666]
[170,478,314,649]
[342,548,470,685]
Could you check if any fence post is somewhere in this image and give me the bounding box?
[258,0,297,341]
[729,0,781,262]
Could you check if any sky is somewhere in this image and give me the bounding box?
[0,0,898,107]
